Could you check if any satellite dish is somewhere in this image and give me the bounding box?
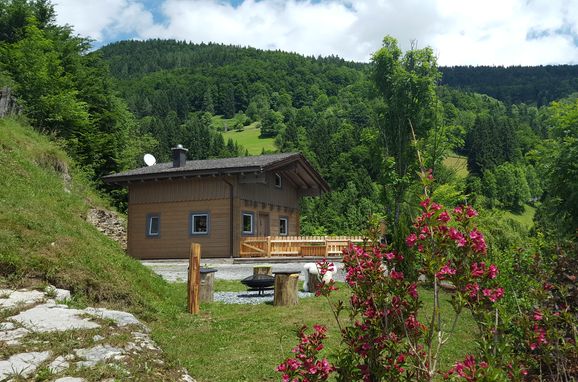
[143,153,156,166]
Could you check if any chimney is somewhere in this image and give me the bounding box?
[172,144,188,167]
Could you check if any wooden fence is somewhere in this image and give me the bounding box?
[239,236,370,257]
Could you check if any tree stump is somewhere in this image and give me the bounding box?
[307,271,322,293]
[273,271,300,306]
[253,265,272,277]
[199,268,217,302]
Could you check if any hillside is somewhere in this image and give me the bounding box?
[0,118,173,318]
[440,65,578,105]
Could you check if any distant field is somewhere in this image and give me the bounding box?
[221,124,276,155]
[443,154,469,178]
[504,204,536,229]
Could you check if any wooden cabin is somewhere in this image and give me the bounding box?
[103,146,330,259]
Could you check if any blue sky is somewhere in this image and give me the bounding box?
[53,0,578,66]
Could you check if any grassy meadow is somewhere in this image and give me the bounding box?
[150,280,478,382]
[1,118,478,381]
[442,154,469,178]
[216,119,277,154]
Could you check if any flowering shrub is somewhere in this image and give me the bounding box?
[277,324,335,382]
[278,174,577,381]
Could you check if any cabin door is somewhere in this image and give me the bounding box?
[258,212,270,236]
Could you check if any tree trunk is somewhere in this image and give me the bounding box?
[274,272,299,306]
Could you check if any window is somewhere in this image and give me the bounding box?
[279,217,288,236]
[146,214,160,237]
[274,173,282,188]
[191,213,209,235]
[242,212,254,235]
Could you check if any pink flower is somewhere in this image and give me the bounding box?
[405,233,417,247]
[469,229,487,253]
[533,309,543,321]
[465,283,479,299]
[466,205,478,218]
[384,252,396,261]
[437,211,451,222]
[449,227,466,247]
[407,283,418,299]
[487,264,498,279]
[420,198,431,209]
[470,262,486,278]
[463,354,476,368]
[390,270,404,280]
[483,288,504,302]
[453,206,463,215]
[436,263,456,280]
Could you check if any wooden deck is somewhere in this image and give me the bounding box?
[239,236,369,257]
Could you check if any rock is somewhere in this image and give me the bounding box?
[49,355,70,373]
[83,307,142,327]
[45,285,71,302]
[0,290,45,308]
[10,304,100,332]
[75,344,124,368]
[0,351,51,380]
[0,322,15,330]
[0,326,30,345]
[92,334,105,342]
[86,208,127,250]
[181,370,196,382]
[54,378,86,382]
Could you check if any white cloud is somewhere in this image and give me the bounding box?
[52,0,578,65]
[53,0,155,42]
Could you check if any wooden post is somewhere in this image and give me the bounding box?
[266,236,271,257]
[188,243,201,314]
[273,271,300,306]
[253,265,272,276]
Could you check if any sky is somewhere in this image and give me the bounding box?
[52,0,578,66]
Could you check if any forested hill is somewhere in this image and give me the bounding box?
[98,40,367,121]
[439,65,578,106]
[99,39,364,78]
[99,40,578,108]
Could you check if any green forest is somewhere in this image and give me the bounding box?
[1,1,576,244]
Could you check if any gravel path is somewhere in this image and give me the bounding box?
[141,259,346,283]
[213,291,314,305]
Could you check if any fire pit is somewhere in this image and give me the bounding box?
[241,274,275,295]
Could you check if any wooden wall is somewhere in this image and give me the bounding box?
[127,172,303,259]
[238,172,299,209]
[129,177,230,204]
[128,198,232,259]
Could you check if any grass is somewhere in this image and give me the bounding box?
[149,280,478,382]
[503,204,536,230]
[0,118,478,381]
[443,154,469,179]
[0,118,173,317]
[221,123,277,155]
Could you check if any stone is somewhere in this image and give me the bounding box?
[0,327,29,345]
[75,345,124,368]
[10,304,100,332]
[49,355,70,373]
[92,334,105,342]
[54,378,86,382]
[0,351,51,380]
[83,307,142,327]
[0,290,45,308]
[45,286,71,302]
[0,322,15,330]
[181,371,196,382]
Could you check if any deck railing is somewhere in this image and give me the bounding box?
[239,235,370,257]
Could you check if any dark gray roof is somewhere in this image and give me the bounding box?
[102,152,329,192]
